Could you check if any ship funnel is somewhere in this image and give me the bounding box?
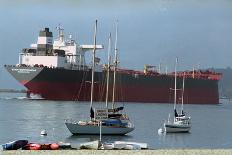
[36,27,53,56]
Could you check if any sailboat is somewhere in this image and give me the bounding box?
[65,20,134,135]
[159,58,191,133]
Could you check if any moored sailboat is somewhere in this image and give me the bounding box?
[159,58,191,133]
[65,20,134,136]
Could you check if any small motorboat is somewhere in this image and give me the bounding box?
[1,140,28,150]
[112,141,126,149]
[80,140,100,150]
[123,144,141,150]
[100,142,114,150]
[114,141,147,150]
[40,143,59,150]
[58,142,72,149]
[50,143,59,150]
[23,143,59,150]
[23,143,41,150]
[118,141,148,149]
[101,141,148,150]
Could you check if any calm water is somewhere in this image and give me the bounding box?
[0,92,232,149]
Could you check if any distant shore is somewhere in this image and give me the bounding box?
[0,89,26,93]
[1,149,232,155]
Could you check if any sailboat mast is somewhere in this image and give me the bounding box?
[112,21,118,109]
[181,72,185,112]
[174,57,178,110]
[90,20,97,109]
[105,33,111,108]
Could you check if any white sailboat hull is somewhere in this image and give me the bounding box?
[164,123,191,133]
[65,122,134,135]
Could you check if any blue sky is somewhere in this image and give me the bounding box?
[0,0,232,89]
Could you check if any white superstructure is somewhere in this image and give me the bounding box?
[19,27,103,70]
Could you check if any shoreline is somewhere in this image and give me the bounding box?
[0,89,26,93]
[1,149,232,155]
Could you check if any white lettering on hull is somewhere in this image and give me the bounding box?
[12,68,37,74]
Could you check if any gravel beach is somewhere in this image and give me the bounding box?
[1,149,232,155]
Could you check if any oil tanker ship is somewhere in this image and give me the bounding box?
[5,27,222,104]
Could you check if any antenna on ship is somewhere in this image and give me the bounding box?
[158,63,161,74]
[56,24,64,42]
[165,65,168,75]
[192,66,195,78]
[112,20,118,109]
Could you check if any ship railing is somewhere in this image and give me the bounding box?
[20,53,35,56]
[11,63,91,71]
[117,68,158,76]
[68,63,90,71]
[167,71,222,80]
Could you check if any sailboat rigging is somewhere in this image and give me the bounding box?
[180,72,186,116]
[158,58,191,133]
[105,33,111,108]
[112,21,118,109]
[65,20,134,135]
[90,19,98,119]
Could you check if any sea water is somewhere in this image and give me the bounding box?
[0,92,232,149]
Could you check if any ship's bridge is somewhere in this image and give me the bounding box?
[18,27,104,70]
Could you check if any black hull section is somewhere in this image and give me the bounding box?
[5,65,220,104]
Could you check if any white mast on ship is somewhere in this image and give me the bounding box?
[56,24,64,42]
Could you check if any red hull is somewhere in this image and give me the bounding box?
[23,81,219,104]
